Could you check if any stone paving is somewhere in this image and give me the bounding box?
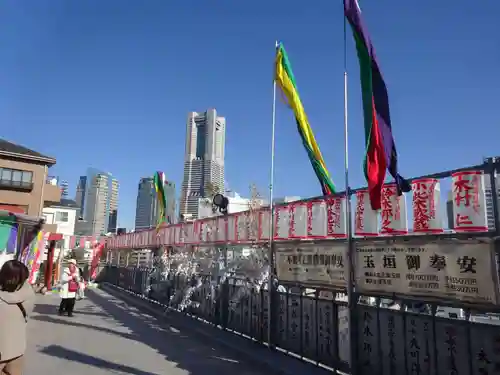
[25,288,268,375]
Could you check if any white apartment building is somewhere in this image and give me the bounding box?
[42,199,79,258]
[180,109,225,220]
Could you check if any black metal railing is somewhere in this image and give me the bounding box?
[102,264,500,375]
[102,266,351,373]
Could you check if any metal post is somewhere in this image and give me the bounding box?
[343,13,359,374]
[487,157,500,237]
[267,41,279,348]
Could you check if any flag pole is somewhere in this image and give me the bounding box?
[267,40,279,348]
[343,7,359,374]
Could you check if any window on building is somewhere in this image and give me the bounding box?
[56,211,69,222]
[196,125,206,158]
[0,168,33,188]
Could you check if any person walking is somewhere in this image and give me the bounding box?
[0,260,35,375]
[58,259,80,317]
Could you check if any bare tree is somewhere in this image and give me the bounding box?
[241,183,264,245]
[201,182,221,214]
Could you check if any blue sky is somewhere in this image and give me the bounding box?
[1,1,498,229]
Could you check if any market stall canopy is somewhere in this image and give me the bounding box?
[0,210,45,255]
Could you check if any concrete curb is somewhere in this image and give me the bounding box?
[95,283,344,375]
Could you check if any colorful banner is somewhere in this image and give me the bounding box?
[0,215,18,254]
[27,231,46,283]
[90,242,105,280]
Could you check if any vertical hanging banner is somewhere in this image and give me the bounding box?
[0,215,17,254]
[201,218,216,243]
[258,209,271,240]
[235,212,249,242]
[274,204,290,240]
[451,171,489,232]
[226,215,236,242]
[183,222,194,244]
[307,199,327,238]
[90,242,105,280]
[27,231,47,284]
[380,184,408,235]
[412,178,443,233]
[326,197,347,238]
[216,216,228,242]
[289,202,308,238]
[354,190,379,236]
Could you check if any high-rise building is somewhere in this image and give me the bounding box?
[135,177,176,230]
[59,179,69,198]
[74,168,119,235]
[75,176,87,219]
[180,109,225,220]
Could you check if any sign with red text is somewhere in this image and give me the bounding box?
[289,202,308,238]
[215,216,227,242]
[412,178,443,233]
[354,190,379,236]
[326,197,347,238]
[355,240,499,304]
[274,205,290,240]
[380,184,408,235]
[451,171,489,232]
[258,209,271,240]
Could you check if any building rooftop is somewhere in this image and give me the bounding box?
[0,139,56,164]
[46,199,79,209]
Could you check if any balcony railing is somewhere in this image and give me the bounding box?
[0,179,34,191]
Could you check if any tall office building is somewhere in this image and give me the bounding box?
[59,179,69,198]
[75,168,119,235]
[75,176,87,219]
[135,177,176,230]
[180,109,225,220]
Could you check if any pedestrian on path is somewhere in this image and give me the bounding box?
[58,259,80,317]
[0,260,35,375]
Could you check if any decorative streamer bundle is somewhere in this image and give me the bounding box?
[274,42,336,196]
[153,171,168,230]
[344,0,410,209]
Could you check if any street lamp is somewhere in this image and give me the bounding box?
[212,193,229,215]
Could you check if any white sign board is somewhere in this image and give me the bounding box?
[355,240,499,304]
[275,243,347,288]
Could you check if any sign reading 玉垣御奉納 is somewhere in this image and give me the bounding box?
[275,243,347,288]
[355,240,499,304]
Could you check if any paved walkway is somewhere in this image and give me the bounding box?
[25,288,267,375]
